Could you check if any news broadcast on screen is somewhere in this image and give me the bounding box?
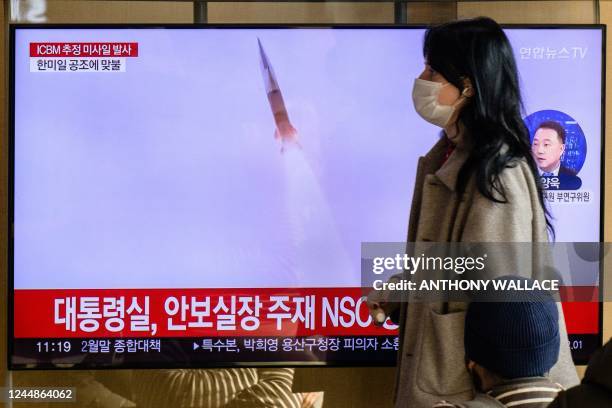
[9,26,603,369]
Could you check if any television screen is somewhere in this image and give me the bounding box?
[9,26,603,369]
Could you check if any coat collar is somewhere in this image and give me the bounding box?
[421,134,471,192]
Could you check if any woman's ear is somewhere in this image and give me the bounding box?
[466,360,476,371]
[461,77,474,97]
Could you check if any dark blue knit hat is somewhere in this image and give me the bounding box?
[464,276,560,379]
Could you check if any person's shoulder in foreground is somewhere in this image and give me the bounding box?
[433,377,563,408]
[433,276,565,408]
[548,338,612,408]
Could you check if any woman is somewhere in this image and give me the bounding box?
[367,17,579,408]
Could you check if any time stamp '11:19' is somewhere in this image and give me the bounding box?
[35,341,72,353]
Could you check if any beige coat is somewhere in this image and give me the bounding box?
[392,136,579,407]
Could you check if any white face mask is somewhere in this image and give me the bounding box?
[412,78,467,128]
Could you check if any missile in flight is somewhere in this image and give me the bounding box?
[258,38,300,153]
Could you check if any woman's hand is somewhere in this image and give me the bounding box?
[365,292,393,326]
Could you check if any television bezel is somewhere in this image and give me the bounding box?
[7,23,606,370]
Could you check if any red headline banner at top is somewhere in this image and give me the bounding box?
[29,42,138,57]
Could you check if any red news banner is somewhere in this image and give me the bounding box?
[29,42,138,57]
[13,287,598,338]
[29,42,139,72]
[15,288,388,338]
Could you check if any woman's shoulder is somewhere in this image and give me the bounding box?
[471,156,539,205]
[498,157,539,195]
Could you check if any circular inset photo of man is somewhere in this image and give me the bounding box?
[524,110,585,190]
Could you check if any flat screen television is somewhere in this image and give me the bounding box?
[9,25,604,369]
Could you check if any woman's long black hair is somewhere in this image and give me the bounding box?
[423,16,554,237]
